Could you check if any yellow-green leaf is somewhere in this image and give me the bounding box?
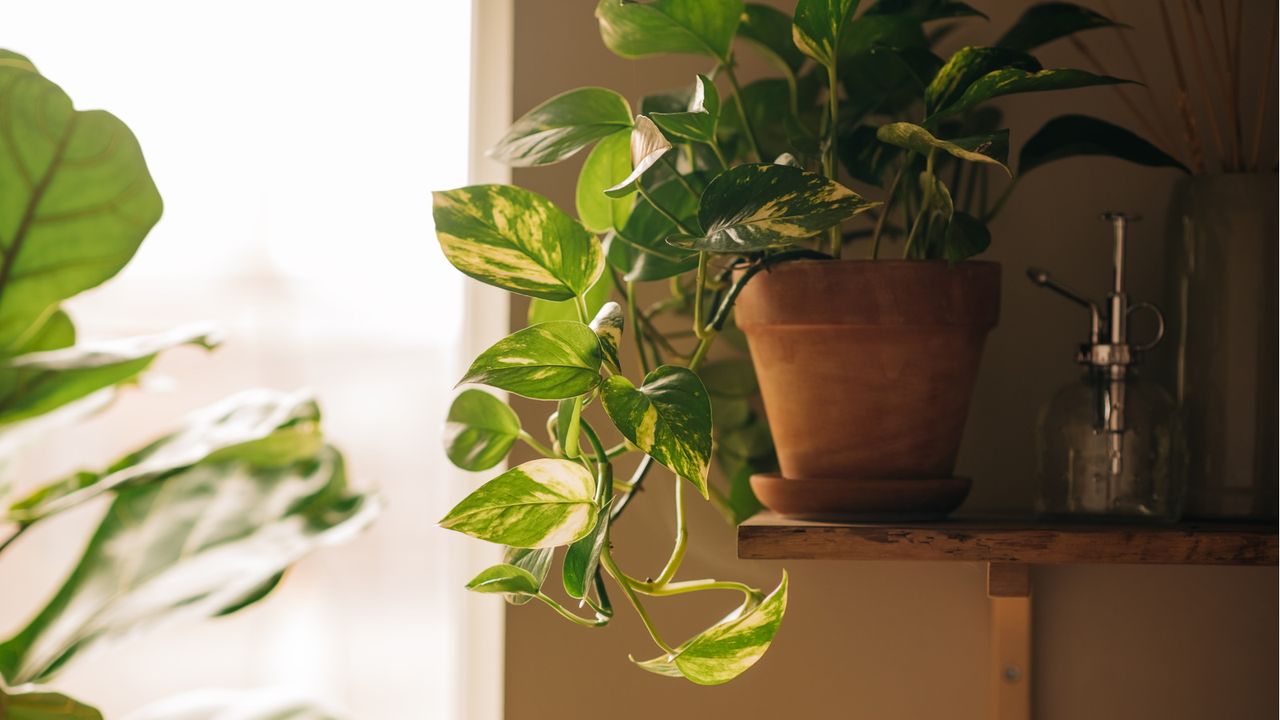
[489,87,632,167]
[875,122,1011,174]
[601,365,711,497]
[444,389,521,472]
[575,130,635,233]
[460,322,602,400]
[596,0,744,62]
[439,458,598,548]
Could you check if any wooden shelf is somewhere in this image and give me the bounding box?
[738,512,1279,566]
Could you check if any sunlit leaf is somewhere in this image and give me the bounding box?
[596,0,744,62]
[563,503,610,600]
[502,546,554,606]
[576,130,636,233]
[434,184,604,301]
[444,389,521,472]
[459,322,602,400]
[0,686,102,720]
[465,563,542,595]
[0,60,163,348]
[996,2,1123,51]
[634,572,788,685]
[489,87,632,167]
[601,365,711,497]
[1019,114,1188,176]
[670,164,877,252]
[650,75,721,145]
[439,458,597,548]
[875,122,1010,174]
[0,446,374,685]
[7,388,319,524]
[605,117,674,198]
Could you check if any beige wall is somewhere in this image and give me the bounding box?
[501,2,1278,718]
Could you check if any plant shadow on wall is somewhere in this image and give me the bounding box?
[433,0,1184,685]
[0,52,377,718]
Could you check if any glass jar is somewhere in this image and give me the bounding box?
[1036,367,1186,520]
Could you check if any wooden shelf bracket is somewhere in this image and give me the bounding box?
[988,563,1031,720]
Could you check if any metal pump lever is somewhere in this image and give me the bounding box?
[1026,267,1102,344]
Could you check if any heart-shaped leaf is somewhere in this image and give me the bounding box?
[589,301,624,373]
[876,122,1011,174]
[460,322,602,400]
[601,365,711,497]
[928,66,1131,122]
[672,164,877,252]
[0,325,219,427]
[0,61,163,349]
[444,389,521,472]
[634,571,788,685]
[576,130,636,233]
[1019,114,1188,176]
[434,184,603,302]
[925,46,1041,117]
[439,458,597,548]
[943,211,991,263]
[465,563,542,595]
[0,445,374,685]
[0,686,102,720]
[527,271,615,326]
[489,87,632,167]
[605,117,674,198]
[563,503,610,600]
[996,2,1123,51]
[739,4,807,72]
[7,388,321,525]
[793,0,861,69]
[596,0,744,62]
[501,546,554,605]
[607,175,702,282]
[650,75,721,145]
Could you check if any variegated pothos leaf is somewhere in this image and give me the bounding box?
[605,116,673,198]
[439,458,598,549]
[488,87,632,167]
[649,75,720,144]
[444,389,521,472]
[634,571,788,685]
[595,0,744,62]
[434,184,603,301]
[589,302,624,373]
[792,0,860,69]
[502,546,554,605]
[464,564,542,595]
[601,365,711,497]
[875,122,1011,174]
[927,66,1131,122]
[670,164,877,252]
[459,322,602,400]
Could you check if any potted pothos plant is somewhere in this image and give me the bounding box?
[0,50,374,718]
[433,0,1182,683]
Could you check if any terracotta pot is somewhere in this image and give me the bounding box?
[734,260,1001,519]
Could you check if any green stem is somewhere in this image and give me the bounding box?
[564,395,584,458]
[662,155,701,199]
[574,294,590,323]
[652,477,687,586]
[535,593,609,627]
[637,184,698,237]
[693,252,709,339]
[723,59,763,162]
[688,331,717,371]
[709,141,730,170]
[871,160,908,259]
[629,576,758,602]
[823,62,841,258]
[624,278,652,375]
[902,150,935,260]
[601,546,674,654]
[518,430,557,458]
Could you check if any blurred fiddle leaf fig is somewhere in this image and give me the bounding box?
[0,685,102,720]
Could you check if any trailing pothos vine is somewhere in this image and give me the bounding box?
[434,0,1181,684]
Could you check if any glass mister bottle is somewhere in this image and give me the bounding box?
[1029,213,1186,521]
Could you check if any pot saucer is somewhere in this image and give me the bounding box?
[749,474,971,522]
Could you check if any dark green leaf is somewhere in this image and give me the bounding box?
[563,503,610,600]
[634,572,788,684]
[739,4,807,71]
[601,365,711,497]
[996,2,1123,51]
[876,122,1010,173]
[925,46,1041,117]
[461,322,602,400]
[0,325,218,428]
[465,563,542,595]
[608,175,702,282]
[943,211,991,262]
[650,75,721,144]
[489,87,632,167]
[596,0,744,62]
[863,0,986,20]
[438,458,598,548]
[673,164,877,252]
[503,546,554,605]
[793,0,862,69]
[576,130,636,233]
[444,389,521,472]
[839,124,902,186]
[0,62,163,348]
[7,388,320,524]
[1019,114,1188,176]
[0,446,373,684]
[0,686,102,720]
[605,117,674,198]
[698,359,758,397]
[928,66,1131,122]
[434,184,604,301]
